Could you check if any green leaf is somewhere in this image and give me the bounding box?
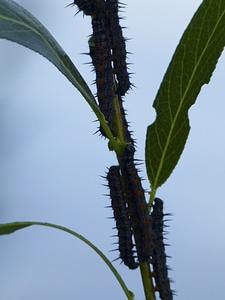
[0,222,31,234]
[145,0,225,193]
[0,0,115,142]
[0,1,96,110]
[0,221,134,300]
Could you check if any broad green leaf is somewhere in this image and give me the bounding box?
[0,0,115,142]
[0,221,134,300]
[145,0,225,193]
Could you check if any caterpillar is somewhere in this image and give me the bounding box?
[117,95,134,144]
[73,0,131,95]
[151,198,173,300]
[89,15,115,137]
[119,145,152,263]
[107,166,138,269]
[72,0,105,16]
[105,0,131,96]
[71,0,132,138]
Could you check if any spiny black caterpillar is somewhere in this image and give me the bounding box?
[119,145,153,263]
[151,198,174,300]
[107,165,138,269]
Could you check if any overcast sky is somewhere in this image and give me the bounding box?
[1,1,225,299]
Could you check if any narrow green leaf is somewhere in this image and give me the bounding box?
[0,1,98,111]
[0,222,31,234]
[145,0,225,192]
[0,0,116,142]
[0,221,134,300]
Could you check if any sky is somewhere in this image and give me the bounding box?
[1,0,225,299]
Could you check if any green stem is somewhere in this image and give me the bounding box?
[148,189,156,213]
[139,262,156,300]
[34,222,134,300]
[113,94,125,143]
[0,221,134,300]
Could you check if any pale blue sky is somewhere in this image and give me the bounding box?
[1,1,225,299]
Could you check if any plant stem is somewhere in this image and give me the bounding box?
[113,94,125,144]
[148,189,156,213]
[139,262,156,300]
[0,221,134,299]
